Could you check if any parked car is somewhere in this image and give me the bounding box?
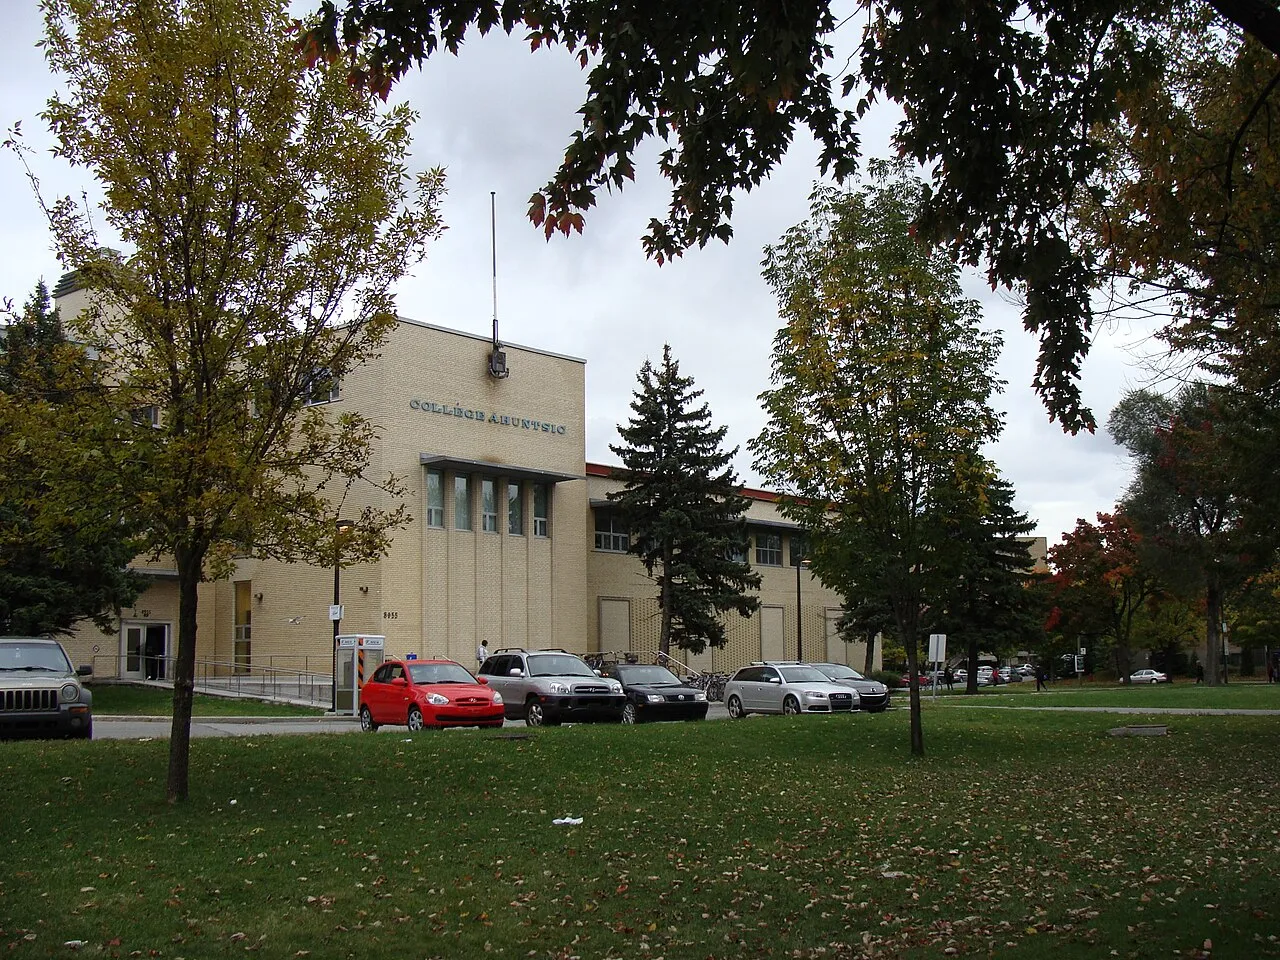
[1129,669,1170,684]
[0,637,93,739]
[724,663,858,717]
[977,666,999,686]
[359,658,504,732]
[997,666,1023,683]
[599,662,709,723]
[1016,664,1037,677]
[477,648,626,726]
[809,662,891,711]
[953,668,968,684]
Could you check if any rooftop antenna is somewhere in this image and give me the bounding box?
[488,191,509,379]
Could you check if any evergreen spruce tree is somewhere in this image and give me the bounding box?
[929,474,1043,693]
[0,280,146,635]
[608,345,760,657]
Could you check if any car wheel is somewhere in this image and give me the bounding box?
[526,699,545,727]
[726,694,745,719]
[783,696,801,716]
[407,705,424,731]
[359,705,378,732]
[1151,678,1159,684]
[621,702,637,725]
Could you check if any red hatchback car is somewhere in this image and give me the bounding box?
[359,659,505,732]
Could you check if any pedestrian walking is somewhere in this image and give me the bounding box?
[1196,663,1204,684]
[944,666,954,692]
[476,638,489,668]
[1035,669,1046,692]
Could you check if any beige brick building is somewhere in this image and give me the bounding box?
[56,312,869,687]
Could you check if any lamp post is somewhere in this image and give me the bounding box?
[330,518,354,712]
[795,557,811,661]
[1221,621,1230,684]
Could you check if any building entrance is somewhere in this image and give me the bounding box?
[122,622,170,681]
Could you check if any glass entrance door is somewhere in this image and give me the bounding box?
[122,622,170,681]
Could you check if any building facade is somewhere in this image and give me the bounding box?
[57,311,866,684]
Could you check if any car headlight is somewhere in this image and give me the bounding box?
[425,692,449,706]
[492,692,503,704]
[803,690,829,700]
[693,691,707,702]
[548,681,571,695]
[646,694,664,703]
[608,681,623,693]
[60,682,80,703]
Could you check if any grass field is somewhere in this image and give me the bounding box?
[927,679,1280,711]
[2,708,1277,959]
[87,683,325,717]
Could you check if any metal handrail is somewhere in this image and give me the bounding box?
[91,653,332,708]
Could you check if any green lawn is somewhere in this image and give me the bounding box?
[2,709,1277,959]
[928,679,1280,710]
[87,682,325,717]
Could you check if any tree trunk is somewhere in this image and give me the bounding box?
[896,602,924,757]
[1205,580,1224,686]
[659,546,672,658]
[167,544,204,803]
[965,638,979,694]
[862,631,877,674]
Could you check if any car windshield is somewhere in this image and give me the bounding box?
[779,666,830,683]
[818,664,865,681]
[614,665,681,685]
[0,642,72,673]
[529,654,596,677]
[408,663,476,685]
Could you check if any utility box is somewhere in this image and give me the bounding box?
[335,634,385,714]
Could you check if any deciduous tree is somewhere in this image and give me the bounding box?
[607,345,760,657]
[750,162,1004,756]
[305,0,1280,432]
[1108,385,1273,684]
[33,0,445,801]
[1045,512,1160,681]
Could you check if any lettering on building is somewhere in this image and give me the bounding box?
[409,399,568,435]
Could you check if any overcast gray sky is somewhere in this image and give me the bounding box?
[2,5,1150,547]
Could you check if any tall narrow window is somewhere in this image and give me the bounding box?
[482,478,499,532]
[533,483,550,538]
[508,481,524,535]
[454,475,472,531]
[233,581,252,675]
[789,534,808,566]
[426,469,444,528]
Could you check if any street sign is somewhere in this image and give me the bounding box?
[1074,655,1084,673]
[329,604,344,621]
[928,634,947,663]
[337,637,357,648]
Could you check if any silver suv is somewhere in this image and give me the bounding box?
[724,662,858,717]
[808,662,891,712]
[476,648,626,726]
[0,637,94,739]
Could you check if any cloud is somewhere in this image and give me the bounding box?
[2,13,1148,549]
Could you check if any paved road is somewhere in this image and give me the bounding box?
[93,703,735,739]
[98,700,1280,740]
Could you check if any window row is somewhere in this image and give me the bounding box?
[592,512,806,566]
[426,470,550,537]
